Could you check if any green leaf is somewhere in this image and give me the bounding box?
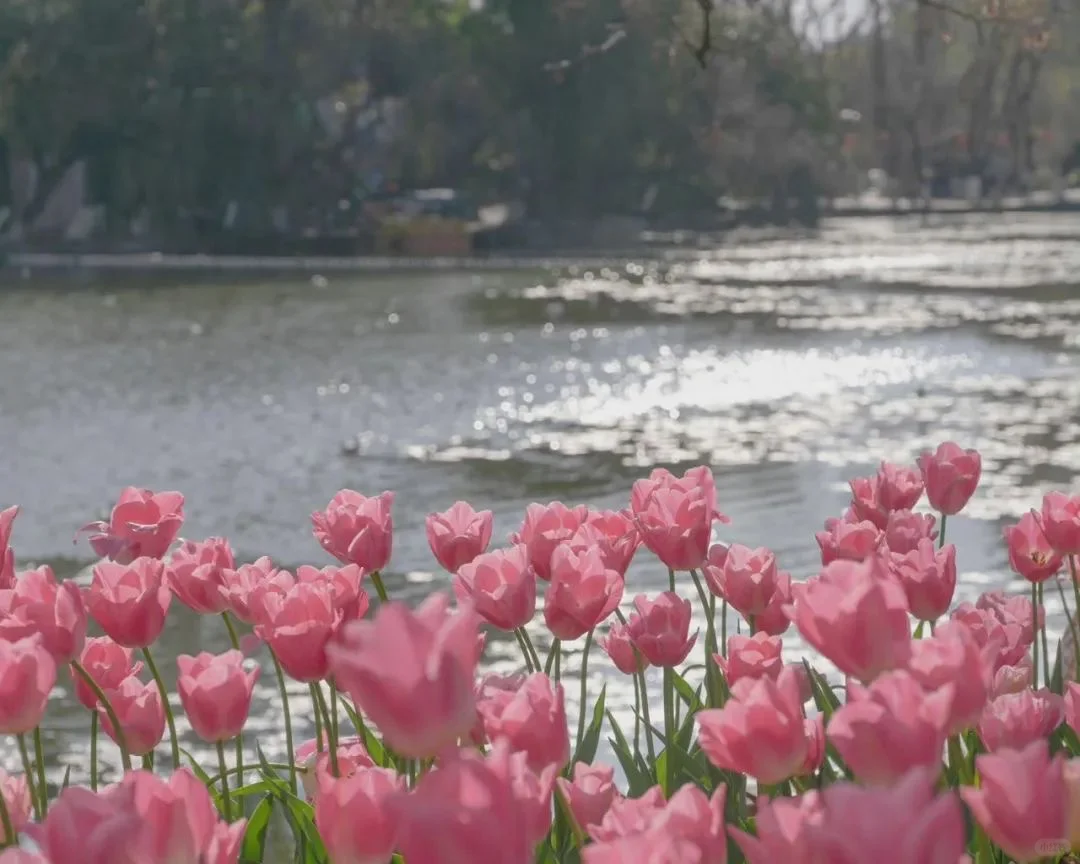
[671,670,704,713]
[572,684,606,765]
[339,698,390,769]
[802,660,840,719]
[180,746,224,809]
[60,765,72,791]
[232,780,279,800]
[606,711,653,795]
[1050,639,1064,695]
[240,796,273,863]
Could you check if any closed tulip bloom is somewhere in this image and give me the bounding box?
[315,767,404,864]
[630,466,728,525]
[950,602,1031,670]
[977,689,1065,752]
[918,442,981,516]
[544,545,623,640]
[976,590,1041,646]
[579,510,640,575]
[884,510,938,555]
[177,650,259,742]
[755,571,793,636]
[730,790,824,864]
[205,821,245,864]
[716,632,783,688]
[0,636,55,734]
[626,592,697,668]
[589,786,667,843]
[426,502,493,573]
[78,488,185,564]
[828,671,953,785]
[217,557,288,625]
[890,539,957,622]
[296,735,375,801]
[71,636,142,711]
[0,506,17,589]
[876,462,925,512]
[295,564,369,625]
[992,660,1034,698]
[907,625,991,734]
[0,565,87,663]
[792,558,911,683]
[328,593,479,759]
[1041,491,1080,556]
[256,581,339,682]
[697,667,811,785]
[510,502,589,581]
[714,544,780,620]
[556,763,618,834]
[123,769,232,864]
[166,538,234,614]
[312,489,394,571]
[0,769,31,843]
[25,785,143,864]
[1004,512,1063,582]
[479,672,570,772]
[962,741,1066,864]
[633,485,714,571]
[849,476,889,529]
[507,751,558,849]
[99,675,165,755]
[453,545,536,631]
[599,622,648,675]
[86,557,171,648]
[397,743,535,864]
[815,517,882,565]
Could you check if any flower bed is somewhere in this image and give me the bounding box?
[0,441,1078,863]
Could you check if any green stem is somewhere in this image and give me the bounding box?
[720,599,728,657]
[1038,582,1051,689]
[33,727,47,816]
[576,631,594,752]
[1070,556,1080,683]
[631,668,642,755]
[329,681,341,776]
[637,668,656,765]
[689,569,718,706]
[1031,581,1040,690]
[514,628,536,673]
[938,512,947,549]
[554,645,561,683]
[216,740,232,821]
[89,712,98,793]
[71,660,132,772]
[370,571,389,603]
[142,753,153,771]
[662,666,675,796]
[268,648,298,794]
[220,616,245,787]
[16,736,39,821]
[668,568,676,593]
[519,628,543,671]
[206,762,295,786]
[141,647,180,770]
[544,639,561,677]
[0,778,14,846]
[221,612,241,650]
[310,682,324,753]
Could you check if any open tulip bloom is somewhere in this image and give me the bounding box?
[2,444,1080,863]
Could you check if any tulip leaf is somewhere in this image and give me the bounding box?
[1050,640,1064,695]
[232,780,279,800]
[606,710,654,794]
[573,685,606,765]
[670,670,704,713]
[60,765,71,792]
[180,746,224,810]
[802,660,840,719]
[339,697,390,769]
[240,796,273,863]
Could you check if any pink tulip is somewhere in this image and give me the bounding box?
[315,767,404,864]
[426,501,493,573]
[397,743,535,864]
[730,791,824,864]
[815,517,882,565]
[713,544,780,620]
[0,565,87,663]
[25,785,143,864]
[217,556,288,625]
[950,602,1030,672]
[876,461,925,512]
[166,538,234,614]
[697,666,811,784]
[544,545,623,640]
[849,476,889,529]
[556,762,618,834]
[626,592,697,668]
[295,564,369,625]
[469,673,526,747]
[453,544,536,632]
[1041,491,1080,555]
[962,740,1066,864]
[890,540,956,622]
[176,650,259,742]
[579,510,640,574]
[906,624,991,734]
[255,581,339,682]
[589,786,666,842]
[598,622,648,675]
[715,632,782,687]
[792,558,911,683]
[0,850,44,863]
[1066,759,1080,853]
[0,636,55,734]
[976,590,1041,646]
[479,672,570,772]
[630,466,726,518]
[507,751,558,848]
[204,821,245,864]
[800,715,826,777]
[295,735,375,801]
[992,660,1034,698]
[99,675,165,755]
[977,689,1064,752]
[633,483,714,571]
[1066,682,1080,734]
[86,557,171,648]
[70,636,142,710]
[1004,512,1063,583]
[0,506,16,589]
[754,570,793,636]
[0,769,31,843]
[77,488,185,564]
[828,670,953,785]
[918,442,981,515]
[328,593,479,758]
[311,489,394,571]
[510,501,589,581]
[884,510,938,555]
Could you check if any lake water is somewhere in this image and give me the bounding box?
[3,212,1080,785]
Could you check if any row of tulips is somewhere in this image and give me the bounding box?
[1,442,1080,862]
